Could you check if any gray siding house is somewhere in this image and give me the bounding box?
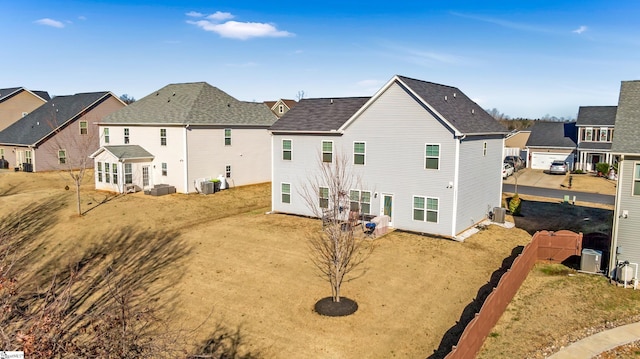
[576,106,618,172]
[610,80,640,277]
[269,75,508,239]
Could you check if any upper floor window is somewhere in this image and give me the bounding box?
[58,149,66,164]
[425,144,440,170]
[354,142,365,165]
[160,129,167,146]
[283,139,292,160]
[599,128,608,142]
[634,163,640,196]
[104,128,110,144]
[584,127,593,142]
[79,121,88,135]
[124,128,130,144]
[225,128,231,146]
[322,141,333,163]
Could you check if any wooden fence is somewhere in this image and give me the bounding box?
[443,230,582,359]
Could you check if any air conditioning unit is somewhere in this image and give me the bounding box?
[200,181,215,194]
[493,207,506,223]
[580,248,602,273]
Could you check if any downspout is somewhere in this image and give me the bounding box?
[609,154,624,277]
[451,134,464,236]
[183,124,189,194]
[270,133,275,212]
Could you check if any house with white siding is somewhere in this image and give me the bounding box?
[91,82,277,194]
[269,75,509,239]
[609,80,640,277]
[575,106,618,172]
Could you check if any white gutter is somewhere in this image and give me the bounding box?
[451,135,462,237]
[270,134,275,212]
[183,125,189,194]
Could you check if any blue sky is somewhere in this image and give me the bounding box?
[2,0,639,119]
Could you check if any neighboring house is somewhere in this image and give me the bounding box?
[0,92,124,172]
[609,80,640,278]
[92,82,277,194]
[0,87,50,131]
[525,121,577,170]
[575,106,618,172]
[504,129,531,165]
[269,75,509,239]
[264,99,297,118]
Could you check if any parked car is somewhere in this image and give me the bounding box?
[549,160,568,175]
[504,156,524,171]
[502,163,514,179]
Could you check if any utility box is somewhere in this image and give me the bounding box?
[580,248,602,273]
[493,207,506,223]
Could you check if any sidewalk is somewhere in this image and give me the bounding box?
[547,322,640,358]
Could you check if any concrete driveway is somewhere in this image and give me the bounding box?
[503,168,567,189]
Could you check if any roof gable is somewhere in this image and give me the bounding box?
[0,92,111,146]
[103,82,277,126]
[611,80,640,154]
[91,145,154,160]
[576,106,617,127]
[526,121,577,148]
[0,87,50,103]
[269,97,370,132]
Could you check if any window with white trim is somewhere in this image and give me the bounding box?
[278,104,284,114]
[319,187,329,208]
[124,128,130,144]
[349,190,371,214]
[79,121,88,135]
[425,144,440,170]
[599,127,608,142]
[105,162,110,182]
[483,142,487,156]
[97,162,103,182]
[224,128,231,146]
[160,128,167,146]
[354,142,365,165]
[161,162,167,176]
[103,128,110,144]
[281,183,291,203]
[413,196,438,223]
[225,165,231,178]
[112,163,118,184]
[25,151,32,164]
[322,141,333,163]
[124,163,132,184]
[584,127,593,141]
[282,139,292,160]
[58,149,66,164]
[634,163,640,196]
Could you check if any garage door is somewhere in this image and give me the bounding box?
[530,152,574,170]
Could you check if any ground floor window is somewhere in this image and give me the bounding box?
[162,163,167,176]
[319,187,329,208]
[105,162,110,183]
[281,183,291,203]
[349,189,371,214]
[112,163,118,184]
[413,196,439,223]
[124,163,132,184]
[225,165,231,178]
[97,162,103,182]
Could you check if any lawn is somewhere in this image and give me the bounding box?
[0,170,531,358]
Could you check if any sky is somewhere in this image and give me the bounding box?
[2,0,639,119]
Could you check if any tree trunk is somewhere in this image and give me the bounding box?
[75,181,82,216]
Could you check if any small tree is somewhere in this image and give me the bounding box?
[119,94,136,104]
[300,152,371,308]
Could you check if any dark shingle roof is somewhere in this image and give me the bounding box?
[268,75,507,135]
[103,145,154,160]
[526,121,577,148]
[0,92,110,146]
[103,82,277,126]
[576,106,617,127]
[0,87,50,102]
[269,97,370,132]
[578,142,612,150]
[396,76,508,134]
[612,80,640,154]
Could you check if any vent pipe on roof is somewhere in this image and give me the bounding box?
[330,99,333,104]
[471,109,475,115]
[453,92,457,98]
[444,95,448,101]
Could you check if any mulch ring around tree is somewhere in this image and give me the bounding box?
[314,297,358,317]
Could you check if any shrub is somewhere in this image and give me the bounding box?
[509,194,522,216]
[573,169,584,174]
[596,162,610,176]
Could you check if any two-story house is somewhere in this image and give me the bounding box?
[91,82,277,194]
[269,75,508,239]
[0,92,124,172]
[609,80,640,278]
[575,106,618,172]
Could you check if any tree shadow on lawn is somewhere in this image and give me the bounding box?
[510,199,613,236]
[428,245,524,359]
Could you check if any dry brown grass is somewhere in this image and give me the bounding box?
[0,170,532,358]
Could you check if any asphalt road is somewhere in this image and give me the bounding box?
[502,184,615,205]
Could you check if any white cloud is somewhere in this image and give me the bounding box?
[78,15,86,21]
[207,11,234,21]
[186,11,204,17]
[34,18,65,28]
[572,25,588,34]
[451,12,551,34]
[188,19,293,40]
